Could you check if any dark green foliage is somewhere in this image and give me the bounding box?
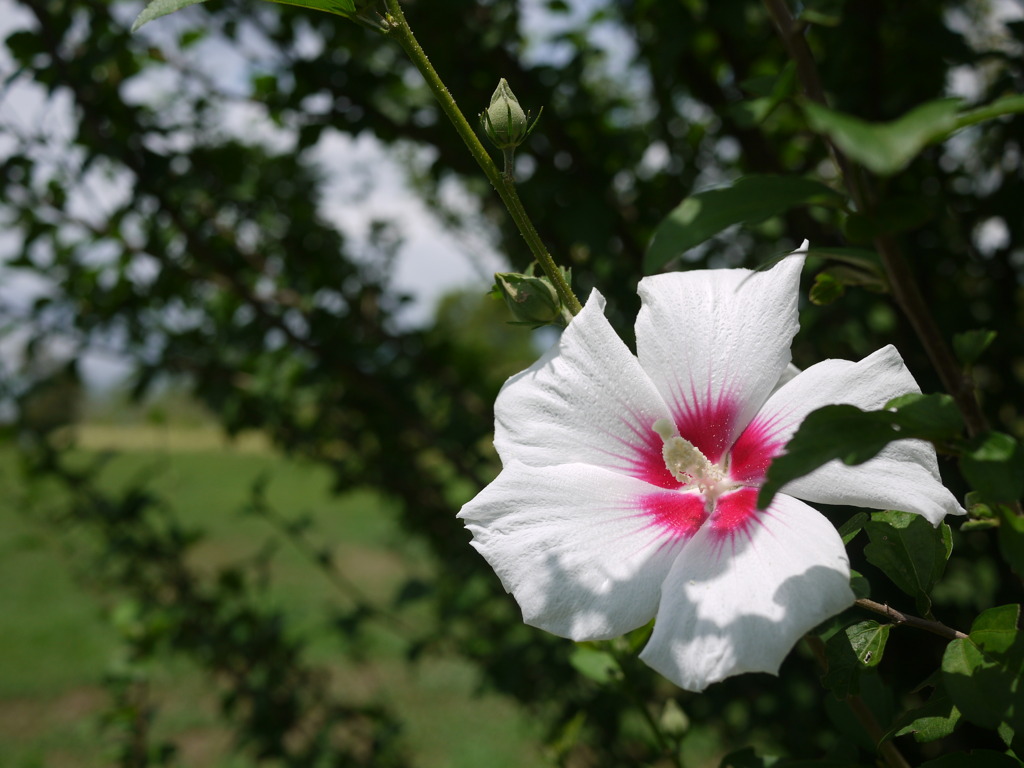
[645,175,843,272]
[758,395,965,510]
[822,621,890,697]
[942,605,1024,740]
[3,0,1024,765]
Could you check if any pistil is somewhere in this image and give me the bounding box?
[653,419,727,496]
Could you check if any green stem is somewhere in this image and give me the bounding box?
[608,649,683,768]
[381,0,583,316]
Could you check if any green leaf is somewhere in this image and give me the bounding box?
[883,674,961,744]
[943,637,1007,729]
[953,329,997,367]
[759,395,963,509]
[863,510,951,614]
[884,393,964,443]
[846,620,890,668]
[133,0,359,31]
[645,175,843,272]
[838,512,868,545]
[892,693,961,743]
[569,644,622,684]
[246,0,361,19]
[803,98,961,176]
[971,604,1021,654]
[960,432,1024,503]
[849,569,871,599]
[942,607,1024,733]
[132,0,210,32]
[822,621,889,696]
[758,404,894,509]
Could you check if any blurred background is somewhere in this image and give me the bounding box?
[1,0,1022,765]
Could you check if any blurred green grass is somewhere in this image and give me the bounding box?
[0,423,547,768]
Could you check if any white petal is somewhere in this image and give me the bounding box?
[495,290,678,486]
[753,345,965,524]
[634,248,805,464]
[639,493,854,691]
[458,461,708,640]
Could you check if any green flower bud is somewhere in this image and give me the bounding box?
[492,271,569,328]
[481,78,531,150]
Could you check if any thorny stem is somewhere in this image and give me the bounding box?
[856,598,969,640]
[762,0,988,438]
[381,0,583,316]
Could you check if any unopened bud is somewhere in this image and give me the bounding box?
[481,78,534,150]
[492,271,568,328]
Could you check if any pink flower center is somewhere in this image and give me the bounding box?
[643,414,786,541]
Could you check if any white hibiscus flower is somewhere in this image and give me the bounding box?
[459,246,964,691]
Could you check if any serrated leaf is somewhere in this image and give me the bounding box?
[645,175,843,272]
[953,329,997,367]
[863,510,951,614]
[803,98,961,176]
[846,620,890,668]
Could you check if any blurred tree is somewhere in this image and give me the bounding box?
[1,0,1022,765]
